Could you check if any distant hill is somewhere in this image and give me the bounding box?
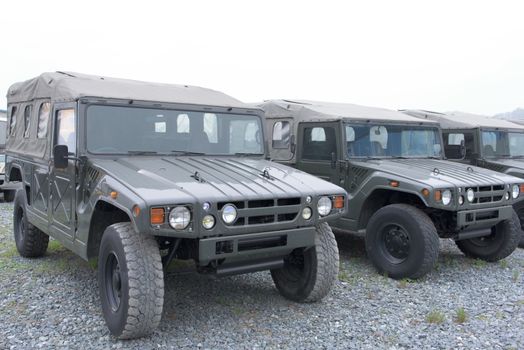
[494,108,524,123]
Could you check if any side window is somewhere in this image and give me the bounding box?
[55,109,76,154]
[24,105,32,138]
[8,105,17,137]
[447,133,464,146]
[177,114,190,133]
[204,113,218,143]
[302,126,337,161]
[37,102,51,138]
[272,121,291,149]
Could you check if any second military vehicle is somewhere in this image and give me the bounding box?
[259,100,522,279]
[0,111,15,201]
[5,73,346,339]
[402,110,524,248]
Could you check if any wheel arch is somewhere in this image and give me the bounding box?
[358,188,427,230]
[86,199,133,259]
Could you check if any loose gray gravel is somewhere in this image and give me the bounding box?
[0,201,523,349]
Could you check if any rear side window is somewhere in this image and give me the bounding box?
[23,105,32,138]
[9,105,18,136]
[272,121,291,149]
[37,102,51,138]
[302,126,337,160]
[447,133,464,146]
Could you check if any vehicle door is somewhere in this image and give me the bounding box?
[49,103,77,240]
[296,121,344,186]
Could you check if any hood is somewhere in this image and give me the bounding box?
[92,156,344,204]
[483,158,524,177]
[353,158,521,188]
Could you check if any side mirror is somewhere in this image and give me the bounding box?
[53,145,69,169]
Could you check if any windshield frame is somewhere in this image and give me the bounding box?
[80,100,267,158]
[480,127,524,159]
[343,120,444,160]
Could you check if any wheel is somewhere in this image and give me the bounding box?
[13,190,49,257]
[365,204,439,279]
[455,209,520,261]
[270,223,339,303]
[514,204,524,249]
[98,223,164,339]
[4,190,15,202]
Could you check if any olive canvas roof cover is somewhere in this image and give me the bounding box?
[401,109,524,131]
[259,99,438,124]
[6,71,249,108]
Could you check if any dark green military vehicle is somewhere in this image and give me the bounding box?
[259,100,522,279]
[0,111,16,202]
[402,110,524,248]
[5,73,346,339]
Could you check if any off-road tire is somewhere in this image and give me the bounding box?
[455,209,520,261]
[4,190,15,203]
[98,223,164,339]
[13,190,49,257]
[271,222,339,303]
[365,204,439,279]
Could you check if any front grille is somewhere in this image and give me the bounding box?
[219,197,301,226]
[467,184,506,204]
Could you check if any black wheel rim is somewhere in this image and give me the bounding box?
[379,224,411,264]
[104,252,122,312]
[282,249,306,282]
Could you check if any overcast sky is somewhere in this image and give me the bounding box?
[1,0,522,115]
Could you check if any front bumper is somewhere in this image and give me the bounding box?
[456,205,513,230]
[198,226,316,265]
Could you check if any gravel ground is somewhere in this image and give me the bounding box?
[0,201,523,350]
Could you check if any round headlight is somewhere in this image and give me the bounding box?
[512,184,519,199]
[169,206,191,230]
[466,188,475,203]
[202,214,215,229]
[302,207,312,220]
[458,196,464,205]
[317,196,332,217]
[222,204,237,224]
[441,189,452,205]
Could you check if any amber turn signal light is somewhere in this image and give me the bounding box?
[421,188,430,197]
[434,190,442,201]
[150,208,165,225]
[333,196,345,209]
[389,180,399,188]
[520,184,524,194]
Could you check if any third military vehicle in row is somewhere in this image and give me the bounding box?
[5,73,346,339]
[259,100,522,279]
[402,110,524,248]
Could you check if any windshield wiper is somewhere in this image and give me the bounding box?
[170,150,206,156]
[127,150,158,155]
[390,156,409,159]
[234,152,264,157]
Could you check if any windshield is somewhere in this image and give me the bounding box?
[481,130,524,158]
[86,105,264,155]
[345,123,442,158]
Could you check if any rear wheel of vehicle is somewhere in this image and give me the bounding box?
[365,204,439,279]
[4,190,15,203]
[13,190,49,257]
[455,209,520,261]
[271,223,339,303]
[98,223,164,339]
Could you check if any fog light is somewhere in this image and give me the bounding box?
[302,207,312,220]
[202,215,215,229]
[458,196,464,205]
[505,192,510,200]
